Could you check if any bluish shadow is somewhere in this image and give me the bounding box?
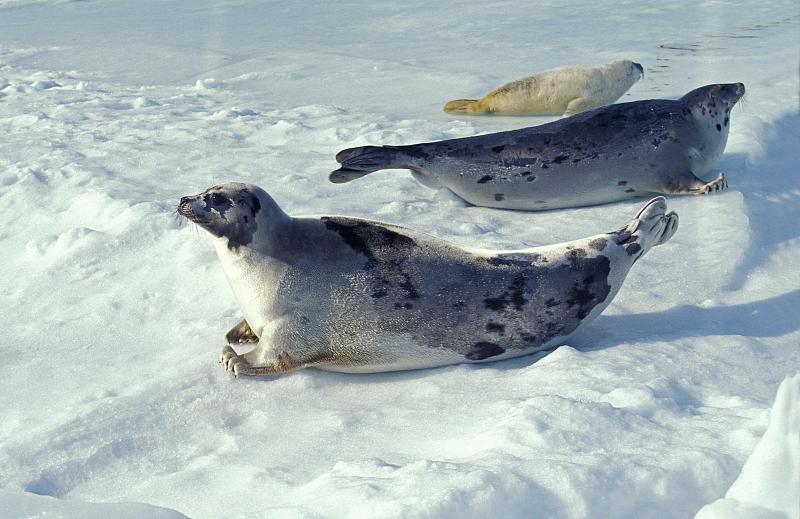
[718,111,800,290]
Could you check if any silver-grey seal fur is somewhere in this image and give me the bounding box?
[331,83,744,210]
[178,183,678,377]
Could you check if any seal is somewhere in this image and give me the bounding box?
[444,59,644,116]
[178,183,678,376]
[331,83,744,211]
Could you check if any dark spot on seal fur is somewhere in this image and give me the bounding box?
[484,274,527,312]
[716,123,722,131]
[465,342,506,360]
[526,176,536,182]
[589,237,608,250]
[477,175,493,184]
[545,298,560,307]
[394,302,413,309]
[563,255,612,320]
[625,188,636,193]
[321,217,416,264]
[485,322,505,334]
[321,217,422,301]
[492,145,505,153]
[486,256,531,268]
[398,273,421,299]
[494,193,505,201]
[541,164,549,169]
[522,334,538,344]
[565,248,587,259]
[724,117,729,127]
[552,155,568,164]
[212,189,262,251]
[625,243,642,256]
[453,300,465,308]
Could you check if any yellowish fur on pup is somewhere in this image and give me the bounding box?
[444,59,643,116]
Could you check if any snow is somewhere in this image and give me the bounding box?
[696,373,800,519]
[0,0,798,518]
[0,491,188,519]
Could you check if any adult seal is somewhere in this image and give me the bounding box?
[178,183,678,376]
[444,59,644,116]
[331,83,745,211]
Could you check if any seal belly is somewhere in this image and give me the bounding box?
[434,153,666,210]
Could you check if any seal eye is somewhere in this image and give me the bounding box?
[211,193,226,206]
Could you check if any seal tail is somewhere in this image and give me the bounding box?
[614,197,678,256]
[443,99,480,114]
[330,145,412,184]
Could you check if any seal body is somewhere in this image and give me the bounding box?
[444,59,644,116]
[179,184,678,376]
[332,83,744,211]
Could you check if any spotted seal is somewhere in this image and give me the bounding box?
[444,59,644,116]
[332,83,744,211]
[178,184,677,376]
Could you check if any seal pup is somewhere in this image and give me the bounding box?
[332,83,744,211]
[178,183,678,376]
[444,59,644,116]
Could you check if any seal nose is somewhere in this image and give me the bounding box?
[178,196,194,217]
[633,62,644,79]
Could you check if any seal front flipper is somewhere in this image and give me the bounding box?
[220,345,331,377]
[687,172,728,195]
[225,319,259,345]
[330,145,416,183]
[657,171,728,196]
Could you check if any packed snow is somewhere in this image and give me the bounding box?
[0,0,798,518]
[697,373,800,519]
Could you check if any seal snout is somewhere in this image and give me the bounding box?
[177,195,200,221]
[719,82,746,106]
[633,62,644,79]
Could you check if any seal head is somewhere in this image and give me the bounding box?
[178,183,287,251]
[681,83,745,120]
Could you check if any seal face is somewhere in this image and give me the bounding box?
[178,183,263,250]
[331,83,745,211]
[179,183,678,377]
[443,59,644,116]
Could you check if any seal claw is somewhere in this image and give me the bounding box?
[691,172,727,195]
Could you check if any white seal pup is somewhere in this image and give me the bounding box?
[332,83,744,211]
[444,59,644,116]
[178,184,678,377]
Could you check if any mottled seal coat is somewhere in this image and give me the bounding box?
[444,59,644,116]
[178,183,678,376]
[332,83,744,211]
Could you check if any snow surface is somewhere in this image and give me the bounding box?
[696,373,800,519]
[0,0,798,518]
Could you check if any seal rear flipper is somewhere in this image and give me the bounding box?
[443,99,481,114]
[614,197,678,255]
[330,145,412,184]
